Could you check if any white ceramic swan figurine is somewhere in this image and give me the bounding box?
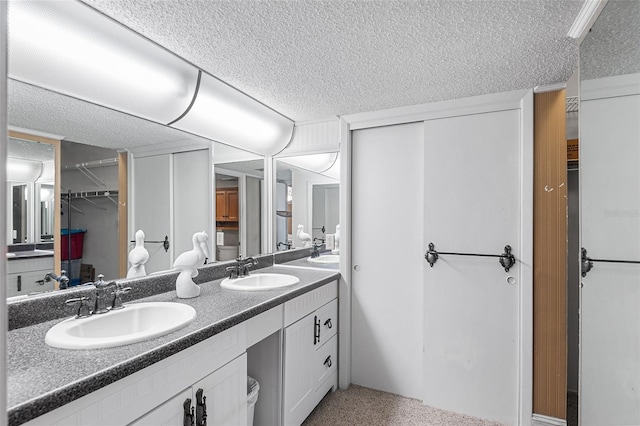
[173,231,210,298]
[297,224,312,247]
[126,230,149,279]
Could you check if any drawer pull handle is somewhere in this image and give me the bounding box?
[314,315,321,345]
[324,356,332,368]
[183,398,195,426]
[196,388,207,426]
[17,275,22,292]
[324,318,333,329]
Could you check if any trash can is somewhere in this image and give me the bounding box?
[247,376,260,426]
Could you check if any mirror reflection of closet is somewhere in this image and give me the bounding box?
[61,141,120,283]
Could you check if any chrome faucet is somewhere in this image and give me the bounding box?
[226,256,258,279]
[45,270,70,289]
[311,242,322,258]
[92,274,113,314]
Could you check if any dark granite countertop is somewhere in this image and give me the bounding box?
[7,265,340,425]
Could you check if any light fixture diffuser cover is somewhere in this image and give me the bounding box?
[171,72,294,156]
[8,0,199,124]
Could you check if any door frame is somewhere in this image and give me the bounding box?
[340,89,534,425]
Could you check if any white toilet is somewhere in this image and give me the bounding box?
[217,245,239,261]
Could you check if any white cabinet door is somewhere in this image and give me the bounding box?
[283,312,316,425]
[194,353,247,426]
[129,388,191,426]
[283,297,339,426]
[423,109,527,425]
[580,76,640,426]
[7,270,53,297]
[130,354,247,426]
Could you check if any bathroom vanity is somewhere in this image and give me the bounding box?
[7,259,339,426]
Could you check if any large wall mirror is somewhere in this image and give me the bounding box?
[274,153,340,254]
[6,79,267,298]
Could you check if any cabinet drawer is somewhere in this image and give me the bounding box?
[315,299,337,345]
[284,280,337,326]
[7,257,53,274]
[314,335,337,391]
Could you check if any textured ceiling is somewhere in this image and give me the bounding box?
[580,0,640,81]
[82,0,584,121]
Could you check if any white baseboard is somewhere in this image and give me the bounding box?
[532,413,567,426]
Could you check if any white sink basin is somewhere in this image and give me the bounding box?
[307,254,340,264]
[220,273,300,291]
[45,302,196,350]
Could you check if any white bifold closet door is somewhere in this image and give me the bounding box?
[132,150,211,274]
[351,122,425,399]
[580,75,640,426]
[351,94,530,425]
[422,109,524,425]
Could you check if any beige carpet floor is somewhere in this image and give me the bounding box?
[302,385,506,426]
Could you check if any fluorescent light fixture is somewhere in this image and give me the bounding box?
[278,153,339,177]
[40,186,54,203]
[171,72,294,156]
[567,0,609,42]
[7,158,43,182]
[37,160,55,184]
[8,0,198,124]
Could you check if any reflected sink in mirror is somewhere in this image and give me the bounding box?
[45,302,196,350]
[307,254,340,264]
[220,273,299,291]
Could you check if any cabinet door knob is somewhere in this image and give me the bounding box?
[353,265,360,271]
[324,318,333,329]
[324,356,332,368]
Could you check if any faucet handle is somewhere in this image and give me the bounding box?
[111,285,132,310]
[65,296,91,319]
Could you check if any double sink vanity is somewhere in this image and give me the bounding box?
[7,248,340,426]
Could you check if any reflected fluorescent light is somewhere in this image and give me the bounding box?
[40,187,54,203]
[278,153,339,177]
[7,158,43,182]
[567,0,608,41]
[171,73,294,156]
[8,0,198,123]
[37,160,55,184]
